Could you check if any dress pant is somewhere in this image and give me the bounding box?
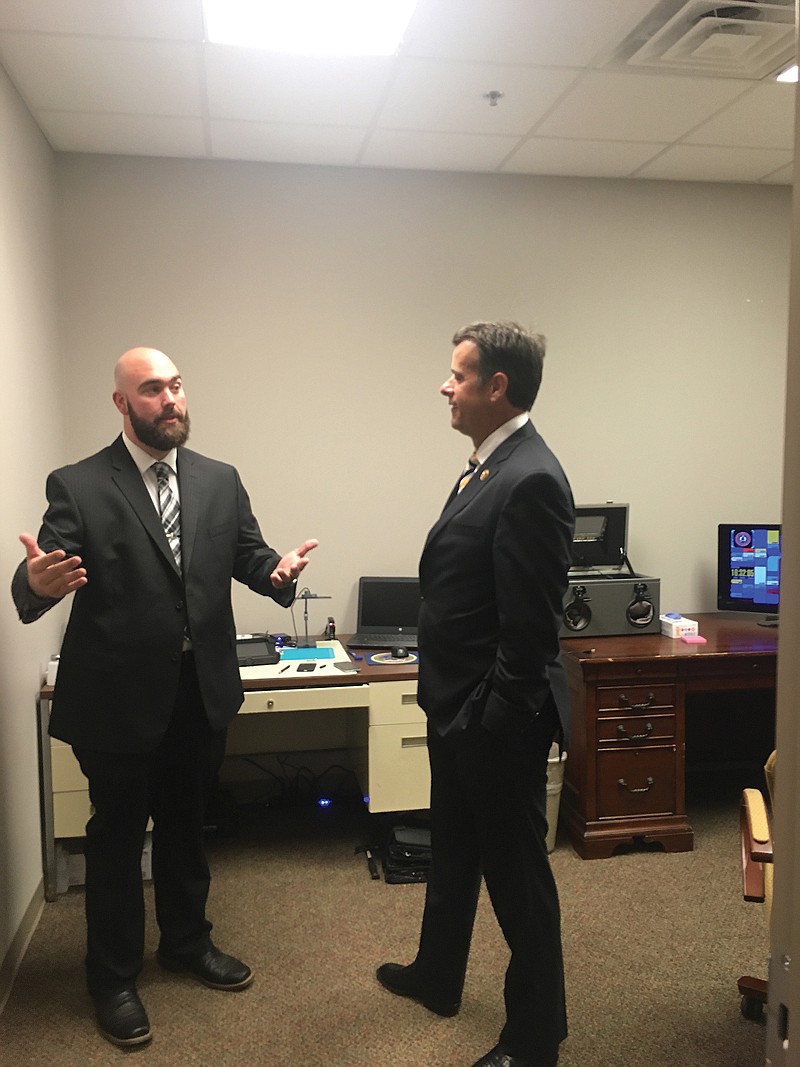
[413,698,567,1062]
[73,652,227,996]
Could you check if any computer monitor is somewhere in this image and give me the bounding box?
[717,524,781,626]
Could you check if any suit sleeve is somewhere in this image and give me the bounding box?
[480,469,573,739]
[230,471,295,608]
[11,470,84,624]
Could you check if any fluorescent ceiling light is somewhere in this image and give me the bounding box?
[776,64,798,83]
[203,0,419,56]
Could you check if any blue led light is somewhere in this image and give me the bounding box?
[317,797,332,808]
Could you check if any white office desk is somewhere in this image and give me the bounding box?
[38,639,430,900]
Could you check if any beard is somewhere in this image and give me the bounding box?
[129,405,191,451]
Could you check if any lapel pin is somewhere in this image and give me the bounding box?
[480,469,490,481]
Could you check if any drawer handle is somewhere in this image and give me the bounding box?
[401,693,419,705]
[401,736,427,749]
[618,692,654,711]
[616,722,653,742]
[618,776,654,794]
[267,699,274,709]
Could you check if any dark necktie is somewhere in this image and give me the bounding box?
[153,462,181,568]
[458,452,479,493]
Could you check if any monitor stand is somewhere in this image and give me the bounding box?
[758,615,779,628]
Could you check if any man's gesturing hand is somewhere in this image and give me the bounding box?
[270,539,319,589]
[19,532,88,601]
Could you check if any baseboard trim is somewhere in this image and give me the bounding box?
[0,880,44,1014]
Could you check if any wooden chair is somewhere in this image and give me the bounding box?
[738,750,776,1021]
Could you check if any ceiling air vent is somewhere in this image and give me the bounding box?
[608,0,795,79]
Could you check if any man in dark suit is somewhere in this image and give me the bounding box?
[12,347,318,1048]
[377,322,575,1067]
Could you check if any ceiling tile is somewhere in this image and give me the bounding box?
[360,128,519,172]
[0,0,203,39]
[376,57,580,135]
[204,46,394,125]
[537,70,749,142]
[37,110,207,156]
[402,0,659,66]
[762,162,795,184]
[0,34,203,114]
[684,82,796,150]
[634,143,794,182]
[502,137,666,178]
[210,120,366,165]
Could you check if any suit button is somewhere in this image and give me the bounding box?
[176,601,184,611]
[170,653,179,663]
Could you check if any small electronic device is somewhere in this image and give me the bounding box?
[296,662,317,672]
[236,634,279,666]
[334,661,358,672]
[717,523,781,627]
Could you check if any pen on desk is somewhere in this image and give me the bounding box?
[279,664,290,673]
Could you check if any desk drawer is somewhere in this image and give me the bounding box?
[51,743,88,792]
[54,791,91,839]
[682,655,774,683]
[240,684,368,715]
[597,747,677,819]
[368,723,430,812]
[597,713,675,745]
[370,681,424,726]
[596,684,675,714]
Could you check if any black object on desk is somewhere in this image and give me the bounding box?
[236,634,279,666]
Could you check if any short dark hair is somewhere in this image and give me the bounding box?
[452,321,545,410]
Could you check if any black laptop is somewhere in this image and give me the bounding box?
[348,576,420,650]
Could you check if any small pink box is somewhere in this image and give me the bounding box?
[681,634,707,645]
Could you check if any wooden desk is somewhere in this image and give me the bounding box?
[38,641,424,899]
[560,613,777,859]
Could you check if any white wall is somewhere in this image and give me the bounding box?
[0,65,63,990]
[55,155,790,636]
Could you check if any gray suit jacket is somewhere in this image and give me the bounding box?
[417,421,575,742]
[12,435,293,752]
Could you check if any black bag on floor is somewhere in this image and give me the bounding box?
[383,825,431,883]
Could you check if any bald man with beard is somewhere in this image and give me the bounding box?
[13,347,317,1048]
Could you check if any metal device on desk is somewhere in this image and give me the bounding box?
[560,503,660,638]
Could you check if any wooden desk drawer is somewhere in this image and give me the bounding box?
[368,723,430,812]
[596,684,675,714]
[240,684,368,715]
[597,713,675,745]
[369,681,424,726]
[590,661,677,684]
[597,747,676,819]
[682,656,774,683]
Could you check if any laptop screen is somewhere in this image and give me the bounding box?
[356,576,420,634]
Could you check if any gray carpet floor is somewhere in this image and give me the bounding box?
[0,789,767,1066]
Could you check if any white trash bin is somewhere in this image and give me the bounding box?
[546,744,568,853]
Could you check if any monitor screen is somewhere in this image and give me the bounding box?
[717,524,781,623]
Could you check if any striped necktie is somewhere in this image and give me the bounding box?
[458,452,479,493]
[153,462,181,568]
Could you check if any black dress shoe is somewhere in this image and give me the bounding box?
[470,1044,558,1067]
[158,946,254,990]
[93,988,152,1047]
[375,962,460,1017]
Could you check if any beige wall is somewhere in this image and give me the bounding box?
[56,155,790,636]
[0,65,63,995]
